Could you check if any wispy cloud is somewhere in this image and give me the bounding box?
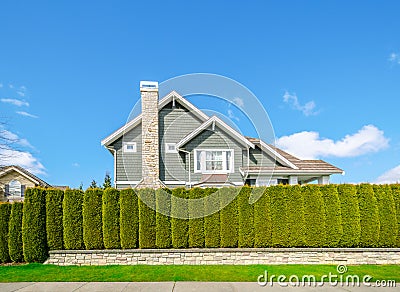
[283,91,318,116]
[276,125,389,159]
[1,98,29,107]
[375,165,400,184]
[227,109,239,121]
[232,97,244,107]
[16,111,38,118]
[0,83,3,88]
[0,148,45,175]
[72,162,80,167]
[0,128,33,148]
[389,52,400,64]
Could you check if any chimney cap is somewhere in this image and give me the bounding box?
[140,81,158,91]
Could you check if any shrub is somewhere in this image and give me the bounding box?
[46,189,64,250]
[238,186,254,248]
[204,188,220,248]
[0,203,11,263]
[391,184,400,247]
[357,184,379,247]
[188,188,205,248]
[220,188,239,247]
[374,185,397,247]
[156,188,171,248]
[285,185,305,247]
[120,189,139,249]
[320,185,342,247]
[83,188,103,249]
[63,189,84,250]
[270,185,288,247]
[171,188,189,248]
[337,184,360,247]
[138,188,156,248]
[302,185,326,247]
[22,188,48,262]
[102,188,120,249]
[254,187,271,247]
[8,202,23,262]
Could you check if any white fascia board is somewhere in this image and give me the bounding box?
[242,169,343,175]
[0,166,41,185]
[101,91,209,147]
[258,140,299,170]
[176,116,255,149]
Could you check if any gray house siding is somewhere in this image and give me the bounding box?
[247,146,278,167]
[112,124,142,182]
[184,126,246,183]
[159,101,203,183]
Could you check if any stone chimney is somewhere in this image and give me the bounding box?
[137,81,163,189]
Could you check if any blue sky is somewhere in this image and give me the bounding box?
[1,1,400,188]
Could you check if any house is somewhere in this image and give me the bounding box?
[0,165,51,202]
[101,81,343,189]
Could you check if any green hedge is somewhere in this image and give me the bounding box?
[102,188,120,249]
[302,185,326,247]
[188,188,205,248]
[46,189,64,250]
[220,188,239,248]
[204,188,220,248]
[391,184,400,247]
[156,188,171,248]
[171,188,189,248]
[285,185,305,247]
[338,184,360,247]
[83,188,103,249]
[0,203,11,263]
[254,187,271,247]
[374,185,397,247]
[320,185,343,247]
[120,189,139,249]
[357,184,379,247]
[138,188,156,248]
[8,202,23,262]
[22,188,48,262]
[270,185,287,247]
[63,189,84,250]
[238,186,254,248]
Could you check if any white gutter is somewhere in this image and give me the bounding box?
[178,148,191,188]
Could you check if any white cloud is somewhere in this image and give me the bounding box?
[16,91,25,97]
[16,111,38,118]
[0,148,45,175]
[227,109,239,121]
[375,165,400,184]
[232,97,244,107]
[283,91,318,116]
[276,125,389,159]
[1,98,29,107]
[389,52,400,64]
[0,128,32,148]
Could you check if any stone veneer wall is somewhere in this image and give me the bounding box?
[45,248,400,266]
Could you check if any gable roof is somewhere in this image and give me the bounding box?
[0,165,51,187]
[101,91,209,147]
[175,115,255,149]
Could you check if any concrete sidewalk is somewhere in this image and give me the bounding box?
[0,282,399,291]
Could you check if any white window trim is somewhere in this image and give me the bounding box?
[194,149,234,174]
[165,143,177,153]
[123,142,137,153]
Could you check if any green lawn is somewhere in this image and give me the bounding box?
[0,264,399,282]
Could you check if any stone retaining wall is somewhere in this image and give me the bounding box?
[45,248,400,266]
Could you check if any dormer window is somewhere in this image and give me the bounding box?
[123,142,137,153]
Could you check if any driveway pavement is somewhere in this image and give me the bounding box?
[0,282,399,291]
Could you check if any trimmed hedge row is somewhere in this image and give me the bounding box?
[1,184,400,263]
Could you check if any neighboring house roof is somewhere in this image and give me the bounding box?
[176,115,255,149]
[101,91,209,147]
[0,165,51,187]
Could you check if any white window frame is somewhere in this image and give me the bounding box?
[123,142,137,153]
[194,149,234,174]
[9,180,22,197]
[165,143,177,153]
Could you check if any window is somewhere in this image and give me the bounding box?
[194,149,234,173]
[165,143,177,153]
[123,142,137,153]
[8,180,22,196]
